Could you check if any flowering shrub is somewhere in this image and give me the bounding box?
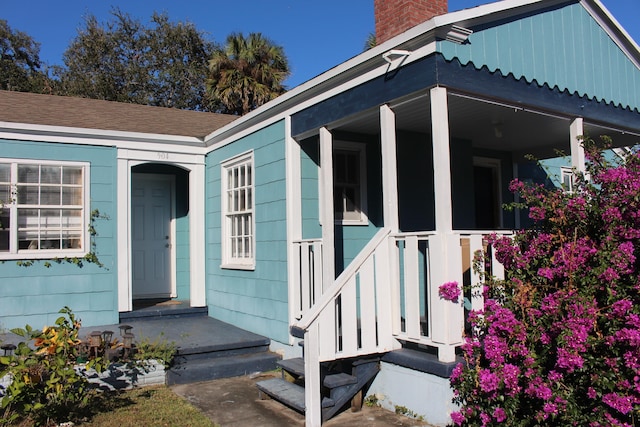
[450,137,640,426]
[0,307,107,425]
[439,281,462,303]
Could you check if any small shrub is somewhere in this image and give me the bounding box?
[0,307,107,425]
[132,334,177,369]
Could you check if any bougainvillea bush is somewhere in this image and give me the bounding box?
[449,137,640,426]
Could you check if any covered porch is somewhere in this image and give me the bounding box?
[286,80,639,424]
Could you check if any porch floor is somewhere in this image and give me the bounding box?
[0,301,273,368]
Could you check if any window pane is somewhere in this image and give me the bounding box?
[344,187,356,212]
[0,164,10,183]
[0,212,9,252]
[62,167,83,185]
[18,165,40,183]
[334,153,346,182]
[41,186,61,205]
[61,209,82,228]
[346,154,358,184]
[0,184,10,204]
[17,208,38,229]
[62,187,82,206]
[41,166,61,184]
[17,185,39,204]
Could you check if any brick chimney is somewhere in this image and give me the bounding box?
[375,0,448,44]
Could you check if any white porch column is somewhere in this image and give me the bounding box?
[319,127,335,291]
[189,162,206,307]
[570,117,585,173]
[285,116,303,338]
[380,105,400,232]
[431,87,453,233]
[429,87,463,363]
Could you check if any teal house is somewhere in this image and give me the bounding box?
[1,0,639,425]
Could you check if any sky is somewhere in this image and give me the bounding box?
[3,0,639,89]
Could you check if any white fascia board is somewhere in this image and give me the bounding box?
[204,0,562,149]
[582,0,640,70]
[206,43,438,151]
[0,121,209,155]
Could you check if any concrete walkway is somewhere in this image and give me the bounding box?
[172,371,431,427]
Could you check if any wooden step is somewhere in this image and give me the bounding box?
[323,372,357,389]
[277,357,305,377]
[257,378,334,413]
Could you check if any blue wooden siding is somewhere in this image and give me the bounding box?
[300,137,322,240]
[206,121,289,344]
[438,2,640,112]
[0,139,118,330]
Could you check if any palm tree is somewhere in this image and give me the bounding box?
[206,32,290,115]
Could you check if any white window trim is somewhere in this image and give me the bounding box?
[220,151,256,270]
[560,166,574,193]
[333,141,368,226]
[0,158,90,260]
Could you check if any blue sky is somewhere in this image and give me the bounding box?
[3,0,639,88]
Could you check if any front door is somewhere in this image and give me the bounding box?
[131,174,174,299]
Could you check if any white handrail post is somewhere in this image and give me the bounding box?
[304,323,322,427]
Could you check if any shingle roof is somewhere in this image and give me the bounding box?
[0,90,238,139]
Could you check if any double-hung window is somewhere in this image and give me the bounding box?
[333,141,368,224]
[221,152,255,269]
[0,160,89,259]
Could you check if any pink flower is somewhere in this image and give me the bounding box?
[438,281,461,303]
[493,407,507,422]
[450,411,465,425]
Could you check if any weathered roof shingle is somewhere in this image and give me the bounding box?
[0,90,238,139]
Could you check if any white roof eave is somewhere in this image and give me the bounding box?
[204,0,639,147]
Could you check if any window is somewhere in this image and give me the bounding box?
[561,167,574,192]
[333,142,367,224]
[221,152,254,269]
[0,160,89,259]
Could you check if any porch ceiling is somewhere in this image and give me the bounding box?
[336,92,640,157]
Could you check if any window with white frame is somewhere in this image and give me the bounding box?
[561,167,574,192]
[333,142,367,224]
[221,152,255,268]
[0,160,89,258]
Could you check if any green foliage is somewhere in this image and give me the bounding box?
[131,334,177,369]
[0,307,107,425]
[15,208,108,269]
[54,10,216,111]
[206,32,290,115]
[0,19,52,93]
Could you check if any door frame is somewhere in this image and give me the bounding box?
[131,172,176,299]
[116,150,207,312]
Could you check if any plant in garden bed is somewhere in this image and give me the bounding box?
[0,307,108,426]
[448,137,640,426]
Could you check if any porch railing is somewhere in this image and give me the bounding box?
[391,230,511,348]
[291,238,323,321]
[294,227,397,361]
[292,228,511,426]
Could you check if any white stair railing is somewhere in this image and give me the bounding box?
[293,227,398,426]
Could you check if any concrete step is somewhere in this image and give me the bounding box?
[167,351,281,385]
